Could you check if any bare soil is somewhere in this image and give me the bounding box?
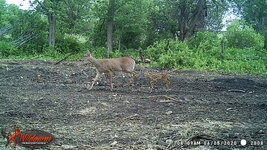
[0,60,266,150]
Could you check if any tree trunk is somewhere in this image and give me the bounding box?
[186,0,207,37]
[107,20,113,56]
[179,0,207,41]
[107,0,115,57]
[179,0,188,41]
[48,13,56,47]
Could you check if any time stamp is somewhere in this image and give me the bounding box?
[175,139,264,146]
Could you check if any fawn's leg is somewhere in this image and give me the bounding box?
[165,79,170,88]
[128,71,136,86]
[164,78,171,91]
[88,70,100,90]
[150,80,154,93]
[107,71,113,91]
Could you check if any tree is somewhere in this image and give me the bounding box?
[92,0,149,51]
[230,0,267,48]
[205,0,228,31]
[107,0,115,56]
[56,0,94,34]
[147,0,211,42]
[10,10,47,53]
[33,0,61,47]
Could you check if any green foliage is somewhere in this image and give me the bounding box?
[219,48,267,74]
[91,0,149,50]
[225,21,264,50]
[146,39,189,61]
[145,39,267,75]
[262,29,267,49]
[90,47,107,59]
[0,41,19,57]
[120,49,139,59]
[56,0,94,35]
[188,31,220,51]
[0,0,266,75]
[55,35,82,54]
[108,49,139,59]
[88,48,139,59]
[158,50,194,68]
[42,47,64,60]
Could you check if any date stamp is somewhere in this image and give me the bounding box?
[174,139,264,147]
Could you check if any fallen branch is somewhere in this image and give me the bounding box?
[55,53,74,65]
[123,114,141,120]
[147,95,183,103]
[187,134,214,141]
[148,95,175,100]
[227,89,246,93]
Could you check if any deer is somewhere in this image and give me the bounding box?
[144,72,171,92]
[80,51,136,91]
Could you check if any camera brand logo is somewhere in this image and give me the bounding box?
[3,125,55,148]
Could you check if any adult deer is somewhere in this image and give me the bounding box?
[80,51,136,91]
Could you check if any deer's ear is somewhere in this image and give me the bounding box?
[86,51,91,56]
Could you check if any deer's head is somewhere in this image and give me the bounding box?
[80,50,92,61]
[85,50,92,57]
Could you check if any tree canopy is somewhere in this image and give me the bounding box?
[0,0,266,55]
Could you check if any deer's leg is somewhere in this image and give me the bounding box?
[107,71,113,91]
[88,70,100,90]
[150,80,154,93]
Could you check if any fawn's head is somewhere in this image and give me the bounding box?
[144,72,150,77]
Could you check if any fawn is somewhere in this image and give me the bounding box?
[144,72,171,92]
[80,51,136,91]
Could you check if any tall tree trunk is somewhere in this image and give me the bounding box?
[186,0,207,37]
[107,20,113,56]
[179,0,207,41]
[107,0,115,57]
[179,0,188,41]
[48,13,56,47]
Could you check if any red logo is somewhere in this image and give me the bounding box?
[2,125,55,148]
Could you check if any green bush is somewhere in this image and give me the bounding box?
[56,35,82,54]
[144,38,267,75]
[0,41,19,57]
[158,50,195,68]
[89,48,139,59]
[90,47,107,59]
[146,39,189,61]
[225,21,264,50]
[188,31,220,51]
[42,47,63,59]
[119,48,139,59]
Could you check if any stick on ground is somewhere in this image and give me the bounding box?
[55,53,74,65]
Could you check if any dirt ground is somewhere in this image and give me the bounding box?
[0,60,266,150]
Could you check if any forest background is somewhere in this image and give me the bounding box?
[0,0,266,75]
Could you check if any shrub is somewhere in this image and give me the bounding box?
[56,35,82,54]
[0,41,19,57]
[37,47,64,60]
[188,31,220,51]
[158,50,195,68]
[120,48,139,59]
[225,21,264,50]
[146,39,189,61]
[91,47,107,59]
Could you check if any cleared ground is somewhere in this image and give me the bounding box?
[0,60,266,150]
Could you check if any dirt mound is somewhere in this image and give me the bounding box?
[0,60,266,149]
